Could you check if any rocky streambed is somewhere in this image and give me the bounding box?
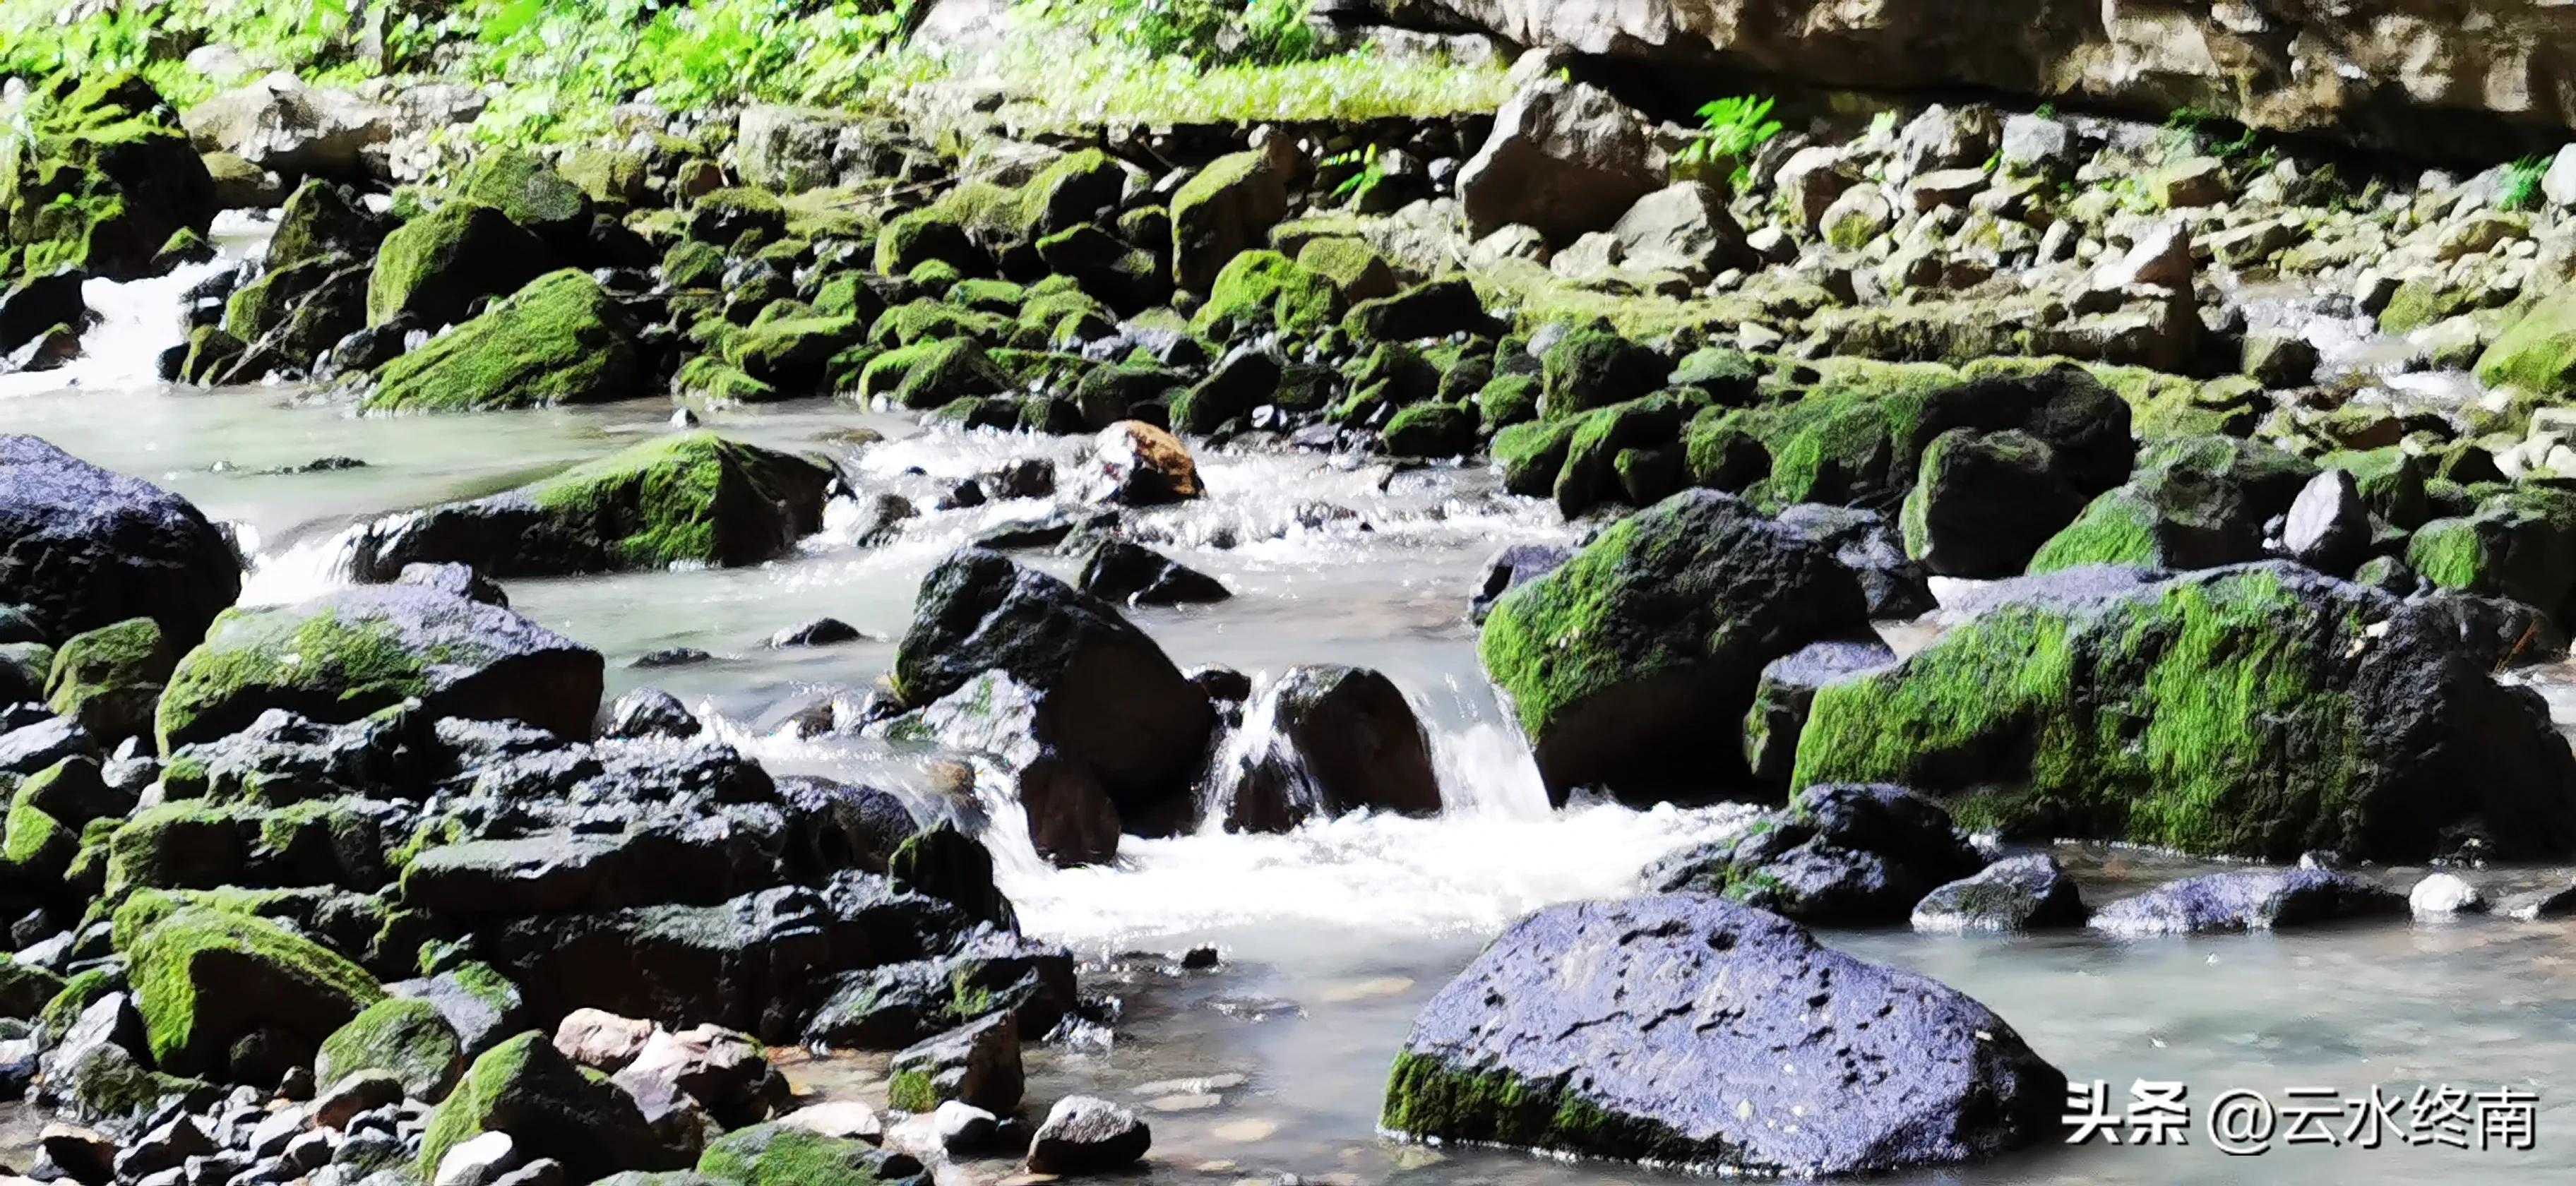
[8,23,2576,1186]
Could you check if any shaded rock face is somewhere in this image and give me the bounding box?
[1382,894,2066,1175]
[0,436,242,647]
[1438,0,2576,157]
[2089,868,2405,935]
[1459,71,1663,241]
[893,549,1217,827]
[1796,563,2576,861]
[1649,783,1986,925]
[1212,665,1443,833]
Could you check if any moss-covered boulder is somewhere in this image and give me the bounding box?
[419,1031,686,1182]
[224,253,347,345]
[44,616,174,743]
[367,270,642,412]
[1731,363,2135,513]
[689,186,789,247]
[0,73,215,282]
[365,201,553,328]
[698,1122,889,1186]
[722,315,864,394]
[1346,279,1493,343]
[859,340,1012,410]
[1172,149,1289,292]
[2475,286,2576,400]
[125,904,383,1076]
[316,995,466,1102]
[1480,490,1873,802]
[2027,436,2313,574]
[461,149,592,241]
[2406,486,2576,618]
[1793,563,2576,860]
[156,585,603,752]
[1383,402,1480,458]
[1539,328,1669,419]
[1295,236,1396,302]
[1549,393,1698,516]
[268,179,390,272]
[1193,249,1339,340]
[350,432,833,580]
[0,955,66,1020]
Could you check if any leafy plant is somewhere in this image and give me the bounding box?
[1023,0,1319,68]
[1674,95,1782,190]
[1325,144,1385,206]
[2500,155,2549,212]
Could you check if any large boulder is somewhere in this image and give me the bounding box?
[1901,428,2090,578]
[1459,68,1662,241]
[417,1031,688,1182]
[1171,148,1290,293]
[1479,490,1872,802]
[179,72,392,181]
[1382,894,2065,1174]
[156,585,604,752]
[366,270,640,411]
[2477,286,2576,400]
[1,73,215,282]
[0,435,242,646]
[1211,665,1443,832]
[351,433,832,579]
[2089,868,2404,935]
[890,550,1215,836]
[268,179,391,271]
[124,905,385,1077]
[365,202,553,329]
[2029,436,2314,573]
[44,616,174,743]
[1794,563,2576,861]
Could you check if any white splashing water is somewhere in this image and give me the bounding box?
[239,526,369,606]
[0,212,265,400]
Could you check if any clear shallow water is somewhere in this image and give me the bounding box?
[6,270,2576,1182]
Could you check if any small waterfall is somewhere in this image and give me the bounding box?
[238,523,372,606]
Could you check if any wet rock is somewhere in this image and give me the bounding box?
[1095,421,1202,505]
[395,563,509,608]
[1800,563,2576,861]
[888,1011,1021,1115]
[1382,894,2064,1173]
[2032,436,2315,573]
[602,689,701,741]
[1773,504,1936,620]
[352,433,830,579]
[2089,868,2405,935]
[2407,872,2486,916]
[1911,854,2089,932]
[2499,881,2576,921]
[1650,784,1986,926]
[1479,490,1872,802]
[1901,429,2089,579]
[366,271,640,412]
[1213,665,1442,833]
[0,435,243,647]
[1467,542,1573,623]
[1025,1095,1151,1175]
[1460,65,1661,241]
[126,905,383,1077]
[1741,637,1896,793]
[890,549,1214,832]
[157,584,602,750]
[1075,539,1229,606]
[769,618,866,648]
[631,648,715,669]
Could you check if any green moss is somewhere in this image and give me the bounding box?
[2026,488,2161,571]
[722,314,861,391]
[44,616,170,732]
[157,612,436,754]
[0,954,66,1020]
[365,202,546,328]
[2476,286,2576,399]
[1477,373,1540,431]
[317,996,465,1102]
[676,356,780,404]
[561,148,647,206]
[37,967,115,1043]
[4,786,76,876]
[698,1122,886,1186]
[126,904,384,1074]
[887,1067,938,1113]
[1193,248,1337,339]
[461,150,589,232]
[367,270,639,412]
[857,340,1010,410]
[103,801,248,896]
[224,256,343,344]
[1294,236,1395,301]
[663,240,724,289]
[416,1032,544,1177]
[1381,1048,1728,1166]
[1539,329,1668,420]
[1794,570,2384,857]
[519,431,825,570]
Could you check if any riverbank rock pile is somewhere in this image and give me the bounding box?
[0,436,1085,1181]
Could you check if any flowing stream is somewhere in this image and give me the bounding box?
[6,232,2576,1182]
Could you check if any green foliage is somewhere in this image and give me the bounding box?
[1324,145,1386,207]
[1674,95,1782,190]
[2500,155,2549,212]
[1022,0,1318,67]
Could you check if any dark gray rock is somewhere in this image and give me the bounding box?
[2089,868,2406,935]
[1650,784,1986,926]
[601,689,700,741]
[1742,637,1896,794]
[1467,542,1574,624]
[0,435,242,646]
[394,563,508,608]
[768,618,866,648]
[1076,539,1229,606]
[1775,504,1937,620]
[1025,1095,1150,1175]
[1902,429,2089,578]
[1911,853,2089,932]
[1211,665,1442,833]
[1381,894,2065,1173]
[888,1010,1022,1115]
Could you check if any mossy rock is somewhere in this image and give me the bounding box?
[722,315,863,393]
[44,616,173,743]
[562,148,649,207]
[698,1122,889,1186]
[368,270,641,412]
[268,179,388,272]
[1736,363,2134,513]
[1193,249,1339,340]
[0,956,66,1021]
[1478,373,1541,431]
[418,1031,683,1182]
[155,585,602,753]
[2476,286,2576,400]
[0,73,215,283]
[353,431,833,579]
[461,150,592,239]
[1479,489,1871,801]
[125,904,384,1076]
[2027,435,2314,573]
[2405,486,2576,615]
[366,202,552,329]
[859,340,1012,410]
[1550,394,1699,517]
[1172,150,1289,292]
[1540,328,1669,420]
[867,299,1010,349]
[316,995,466,1102]
[180,325,245,384]
[690,187,789,247]
[103,801,249,898]
[1900,429,2089,578]
[1294,237,1396,302]
[1073,362,1185,429]
[1345,279,1492,343]
[662,240,724,290]
[1383,401,1480,458]
[1794,564,2576,861]
[224,254,345,344]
